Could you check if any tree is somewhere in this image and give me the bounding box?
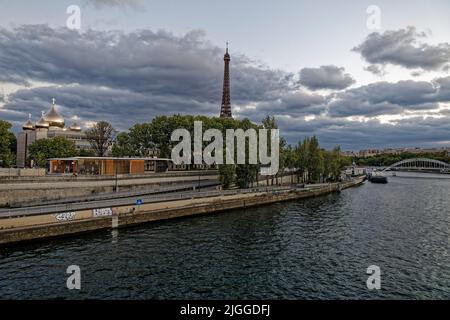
[78,148,96,157]
[219,164,235,189]
[235,164,259,188]
[112,124,157,158]
[0,120,16,167]
[327,146,348,181]
[128,123,157,156]
[142,115,262,188]
[231,118,260,188]
[283,145,297,183]
[261,115,278,130]
[261,115,284,185]
[307,136,323,182]
[295,137,310,183]
[112,132,135,157]
[322,148,344,182]
[85,121,115,156]
[295,136,347,183]
[150,115,191,158]
[28,136,77,167]
[108,114,283,189]
[322,149,332,182]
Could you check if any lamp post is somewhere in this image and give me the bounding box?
[115,159,119,193]
[198,166,201,192]
[198,163,209,192]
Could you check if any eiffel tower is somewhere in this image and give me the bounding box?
[220,43,232,118]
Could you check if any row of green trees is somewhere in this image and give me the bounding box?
[0,120,17,167]
[28,136,79,167]
[1,116,350,187]
[282,137,351,184]
[113,114,261,188]
[112,115,349,187]
[112,115,259,158]
[355,151,450,167]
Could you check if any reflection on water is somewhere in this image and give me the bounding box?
[0,173,449,299]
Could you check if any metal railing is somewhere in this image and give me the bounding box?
[1,175,367,219]
[9,180,220,208]
[0,185,295,219]
[0,169,219,183]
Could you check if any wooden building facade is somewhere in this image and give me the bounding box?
[48,157,171,175]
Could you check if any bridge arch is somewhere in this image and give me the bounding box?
[382,158,450,172]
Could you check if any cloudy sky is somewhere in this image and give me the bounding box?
[0,0,449,150]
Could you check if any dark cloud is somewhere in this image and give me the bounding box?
[0,25,294,106]
[3,84,217,131]
[364,65,386,77]
[439,108,450,116]
[354,27,450,73]
[278,116,450,150]
[1,25,450,150]
[299,65,355,90]
[279,91,326,111]
[236,90,326,120]
[0,108,25,123]
[0,26,222,101]
[328,78,450,117]
[0,24,296,131]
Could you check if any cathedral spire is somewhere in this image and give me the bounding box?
[220,42,232,118]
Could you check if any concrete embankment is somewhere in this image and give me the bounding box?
[0,172,219,207]
[0,177,365,245]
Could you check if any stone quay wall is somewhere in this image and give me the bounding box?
[0,177,365,245]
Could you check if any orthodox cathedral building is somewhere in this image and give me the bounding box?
[16,99,90,168]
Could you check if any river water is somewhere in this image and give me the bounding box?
[0,173,449,299]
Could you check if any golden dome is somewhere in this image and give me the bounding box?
[35,111,49,129]
[22,114,35,130]
[43,98,65,128]
[69,121,82,132]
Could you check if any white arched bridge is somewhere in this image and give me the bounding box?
[382,158,450,172]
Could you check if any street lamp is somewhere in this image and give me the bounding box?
[197,163,202,192]
[198,162,210,192]
[115,159,119,193]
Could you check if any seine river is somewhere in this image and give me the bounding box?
[1,173,449,299]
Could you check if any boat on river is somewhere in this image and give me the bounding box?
[367,172,388,184]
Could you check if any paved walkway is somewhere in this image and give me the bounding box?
[0,175,219,190]
[0,186,294,218]
[0,189,287,229]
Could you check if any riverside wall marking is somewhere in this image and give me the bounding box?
[0,177,365,245]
